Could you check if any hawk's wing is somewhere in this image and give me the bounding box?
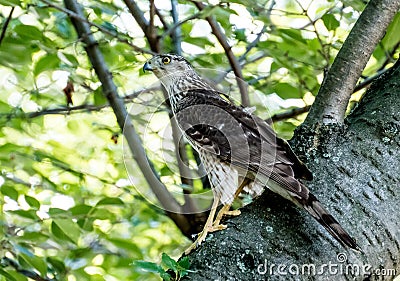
[174,89,312,182]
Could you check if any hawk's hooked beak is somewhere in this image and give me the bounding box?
[143,61,153,72]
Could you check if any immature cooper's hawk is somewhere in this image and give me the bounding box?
[143,54,360,254]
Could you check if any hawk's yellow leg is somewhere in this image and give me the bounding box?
[211,178,249,229]
[184,193,222,255]
[184,179,250,254]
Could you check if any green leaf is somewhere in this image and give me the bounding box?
[178,257,190,270]
[20,254,48,277]
[69,204,93,216]
[381,12,400,50]
[307,38,321,51]
[61,53,79,67]
[161,253,177,271]
[17,231,49,242]
[92,208,116,220]
[280,29,306,45]
[273,83,300,99]
[1,185,18,201]
[108,238,142,258]
[51,221,71,242]
[234,28,246,41]
[133,260,163,273]
[52,219,81,244]
[177,256,191,277]
[24,195,40,210]
[101,22,117,33]
[321,14,339,31]
[184,37,213,48]
[77,217,94,231]
[14,25,42,41]
[47,257,66,275]
[8,210,39,220]
[48,208,69,216]
[93,88,107,106]
[96,197,124,206]
[160,271,172,281]
[160,165,173,176]
[0,0,20,6]
[34,54,60,76]
[0,268,17,281]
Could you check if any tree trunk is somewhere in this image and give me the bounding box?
[182,63,400,280]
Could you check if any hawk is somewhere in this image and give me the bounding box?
[143,54,360,254]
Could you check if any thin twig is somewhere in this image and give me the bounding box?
[192,1,250,107]
[22,87,160,119]
[155,7,169,30]
[39,0,155,55]
[149,0,157,49]
[238,25,266,63]
[214,52,268,84]
[27,104,107,118]
[238,0,275,63]
[124,0,159,52]
[161,12,200,40]
[377,41,400,72]
[0,6,15,46]
[353,67,392,93]
[269,105,311,122]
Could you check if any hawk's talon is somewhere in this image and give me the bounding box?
[225,209,241,216]
[212,204,241,228]
[209,224,227,232]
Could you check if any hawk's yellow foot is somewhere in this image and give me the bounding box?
[211,204,241,231]
[185,194,221,255]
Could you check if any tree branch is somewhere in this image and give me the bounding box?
[39,0,154,55]
[161,12,200,40]
[304,0,400,125]
[123,0,160,52]
[237,0,274,63]
[170,0,182,55]
[154,7,169,30]
[266,65,394,124]
[63,0,191,235]
[353,67,392,93]
[192,1,250,107]
[11,87,159,119]
[0,6,14,47]
[269,105,311,122]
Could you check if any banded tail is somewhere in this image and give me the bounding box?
[299,192,361,251]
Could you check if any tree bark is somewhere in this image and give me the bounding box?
[304,0,400,125]
[182,61,400,280]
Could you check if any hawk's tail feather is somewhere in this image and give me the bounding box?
[300,193,362,252]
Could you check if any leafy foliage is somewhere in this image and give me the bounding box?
[134,253,192,280]
[0,0,398,280]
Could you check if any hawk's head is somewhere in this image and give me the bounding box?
[143,54,194,78]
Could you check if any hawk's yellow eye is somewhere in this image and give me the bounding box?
[162,57,171,64]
